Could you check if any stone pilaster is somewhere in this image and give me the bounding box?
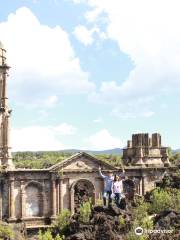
[59,179,63,212]
[70,187,74,215]
[9,180,15,219]
[56,179,59,215]
[42,181,46,217]
[141,176,145,195]
[52,179,56,217]
[20,181,25,218]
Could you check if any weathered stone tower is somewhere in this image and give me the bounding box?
[123,133,170,166]
[0,42,14,169]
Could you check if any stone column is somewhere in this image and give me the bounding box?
[59,179,63,212]
[42,181,46,217]
[56,180,59,215]
[70,187,74,215]
[9,180,15,219]
[20,181,25,219]
[140,176,145,195]
[52,179,56,217]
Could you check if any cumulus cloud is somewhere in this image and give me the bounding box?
[0,7,95,105]
[54,123,77,135]
[74,25,97,45]
[88,129,121,150]
[11,123,77,151]
[74,0,180,109]
[73,25,106,45]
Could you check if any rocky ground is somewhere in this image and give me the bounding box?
[64,205,180,240]
[11,203,180,240]
[65,205,131,240]
[149,211,180,240]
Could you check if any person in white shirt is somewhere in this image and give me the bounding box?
[112,175,124,208]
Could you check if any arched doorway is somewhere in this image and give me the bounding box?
[24,182,43,217]
[70,179,95,213]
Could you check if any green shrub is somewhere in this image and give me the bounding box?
[79,200,92,223]
[38,230,64,240]
[119,215,125,227]
[53,209,71,233]
[167,188,180,212]
[55,234,64,240]
[149,188,177,213]
[0,222,13,239]
[38,229,54,240]
[132,199,150,222]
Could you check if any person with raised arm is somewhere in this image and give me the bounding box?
[98,166,114,207]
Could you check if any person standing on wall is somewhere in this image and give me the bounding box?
[112,175,124,208]
[98,166,114,207]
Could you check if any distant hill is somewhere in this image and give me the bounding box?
[12,148,123,155]
[58,148,123,155]
[12,148,180,155]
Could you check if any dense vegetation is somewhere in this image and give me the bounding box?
[12,148,179,169]
[12,151,123,169]
[12,151,73,169]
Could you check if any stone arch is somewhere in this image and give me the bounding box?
[24,181,44,217]
[70,179,95,214]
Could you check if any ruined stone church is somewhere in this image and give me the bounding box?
[0,43,171,228]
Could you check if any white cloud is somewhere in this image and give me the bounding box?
[74,25,101,45]
[0,7,95,105]
[74,0,180,108]
[88,129,121,150]
[85,7,104,23]
[11,123,77,151]
[54,123,77,135]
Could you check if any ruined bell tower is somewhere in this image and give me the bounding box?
[0,42,14,169]
[123,133,170,166]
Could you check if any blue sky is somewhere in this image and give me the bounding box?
[0,0,180,151]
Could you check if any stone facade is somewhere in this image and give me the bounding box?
[0,153,117,227]
[0,42,174,229]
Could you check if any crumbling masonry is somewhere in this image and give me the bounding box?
[0,42,174,228]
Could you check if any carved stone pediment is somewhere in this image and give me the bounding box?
[49,152,116,172]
